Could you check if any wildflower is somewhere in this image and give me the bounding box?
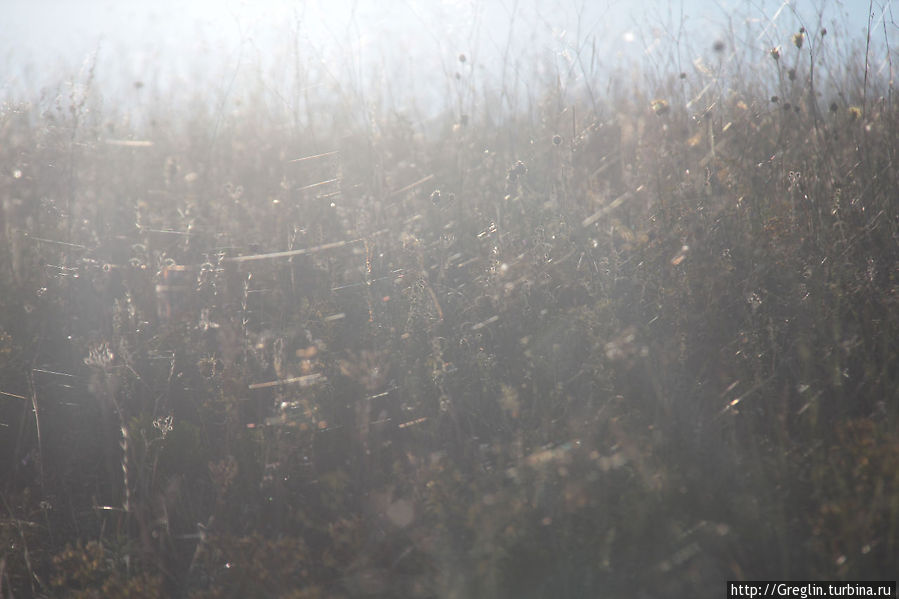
[552,135,563,146]
[430,189,441,204]
[848,106,862,120]
[679,72,687,79]
[829,102,838,112]
[792,32,804,49]
[771,96,779,103]
[459,53,466,63]
[651,99,670,115]
[770,47,780,61]
[713,40,725,53]
[821,28,827,36]
[788,68,797,81]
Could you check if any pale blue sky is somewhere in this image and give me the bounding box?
[2,0,887,115]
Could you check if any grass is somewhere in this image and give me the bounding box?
[1,2,897,597]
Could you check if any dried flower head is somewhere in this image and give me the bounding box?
[153,414,174,438]
[459,53,466,63]
[770,47,780,61]
[552,134,563,146]
[848,106,862,120]
[507,161,527,182]
[788,68,797,81]
[713,40,726,53]
[792,32,804,49]
[651,99,670,115]
[84,341,115,368]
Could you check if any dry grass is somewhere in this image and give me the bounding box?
[1,2,897,597]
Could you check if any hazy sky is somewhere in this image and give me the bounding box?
[2,0,885,114]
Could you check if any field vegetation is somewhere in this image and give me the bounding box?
[1,2,897,597]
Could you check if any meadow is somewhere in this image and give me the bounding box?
[1,2,897,597]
